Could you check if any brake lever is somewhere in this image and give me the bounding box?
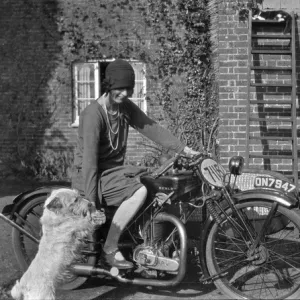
[187,154,204,168]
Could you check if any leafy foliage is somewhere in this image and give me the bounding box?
[232,0,259,21]
[57,0,217,154]
[143,0,218,153]
[3,148,74,180]
[2,0,218,177]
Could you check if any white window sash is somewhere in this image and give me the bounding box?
[72,62,99,126]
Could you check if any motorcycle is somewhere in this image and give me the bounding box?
[1,152,300,299]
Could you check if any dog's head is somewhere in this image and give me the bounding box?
[44,188,95,218]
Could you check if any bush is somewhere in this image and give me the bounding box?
[3,148,73,181]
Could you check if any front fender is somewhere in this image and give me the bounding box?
[233,188,298,208]
[1,184,71,218]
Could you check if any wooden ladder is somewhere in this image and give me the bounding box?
[245,11,298,189]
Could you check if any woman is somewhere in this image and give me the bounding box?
[72,59,199,269]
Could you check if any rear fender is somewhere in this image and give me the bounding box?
[2,185,70,218]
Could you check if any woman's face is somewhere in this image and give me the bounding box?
[110,88,134,104]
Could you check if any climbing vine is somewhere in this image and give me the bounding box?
[1,0,218,178]
[143,0,218,152]
[54,0,218,157]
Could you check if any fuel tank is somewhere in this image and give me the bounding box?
[140,171,199,198]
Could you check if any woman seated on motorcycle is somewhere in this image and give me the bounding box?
[72,59,199,269]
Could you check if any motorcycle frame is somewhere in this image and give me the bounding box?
[1,167,299,286]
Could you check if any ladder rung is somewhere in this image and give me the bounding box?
[284,174,296,179]
[252,20,288,24]
[247,12,298,189]
[250,83,292,87]
[249,136,293,141]
[250,100,293,105]
[251,66,292,71]
[249,117,293,123]
[252,50,291,54]
[249,154,295,159]
[252,34,292,39]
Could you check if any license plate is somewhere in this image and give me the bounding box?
[254,176,296,193]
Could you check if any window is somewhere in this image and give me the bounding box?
[72,60,146,126]
[73,62,100,122]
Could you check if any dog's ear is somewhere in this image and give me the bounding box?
[46,197,63,212]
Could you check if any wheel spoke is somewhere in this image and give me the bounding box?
[16,214,40,238]
[206,201,300,299]
[30,209,42,219]
[218,231,248,254]
[217,253,246,266]
[269,249,300,271]
[215,247,244,254]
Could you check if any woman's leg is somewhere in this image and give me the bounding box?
[103,186,147,255]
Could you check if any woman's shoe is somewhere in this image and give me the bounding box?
[101,250,134,269]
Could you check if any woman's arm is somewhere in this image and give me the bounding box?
[82,107,103,205]
[126,100,185,154]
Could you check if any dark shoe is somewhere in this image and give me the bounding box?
[101,250,134,270]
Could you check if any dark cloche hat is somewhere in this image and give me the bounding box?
[105,59,135,90]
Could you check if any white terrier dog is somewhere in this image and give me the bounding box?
[11,188,105,300]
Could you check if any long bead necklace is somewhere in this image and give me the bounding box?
[103,104,120,150]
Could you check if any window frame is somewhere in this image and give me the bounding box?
[72,61,100,126]
[71,59,147,127]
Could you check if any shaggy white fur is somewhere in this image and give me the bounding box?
[11,188,98,300]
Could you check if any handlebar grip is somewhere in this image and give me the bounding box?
[151,155,178,178]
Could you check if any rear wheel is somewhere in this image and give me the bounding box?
[12,195,97,290]
[205,200,300,299]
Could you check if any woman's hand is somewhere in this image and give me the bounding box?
[183,146,202,158]
[91,209,106,225]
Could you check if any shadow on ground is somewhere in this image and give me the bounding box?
[57,261,221,300]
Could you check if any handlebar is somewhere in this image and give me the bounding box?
[151,153,205,178]
[151,154,180,178]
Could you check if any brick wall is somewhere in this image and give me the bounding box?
[217,0,300,179]
[0,0,164,175]
[2,0,299,180]
[217,0,249,166]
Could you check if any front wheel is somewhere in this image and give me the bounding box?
[12,194,97,290]
[205,200,300,300]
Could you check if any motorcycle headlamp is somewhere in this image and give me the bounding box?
[229,156,244,175]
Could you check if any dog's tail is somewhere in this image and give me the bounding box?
[11,280,24,300]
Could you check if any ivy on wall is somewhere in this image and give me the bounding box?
[0,0,66,178]
[143,0,218,153]
[57,0,218,151]
[1,0,218,178]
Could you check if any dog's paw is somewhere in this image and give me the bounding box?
[91,209,106,225]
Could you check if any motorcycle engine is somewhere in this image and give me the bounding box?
[133,245,179,273]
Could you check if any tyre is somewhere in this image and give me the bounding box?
[12,194,97,290]
[205,200,300,300]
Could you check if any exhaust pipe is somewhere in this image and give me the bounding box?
[72,212,188,287]
[71,264,119,277]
